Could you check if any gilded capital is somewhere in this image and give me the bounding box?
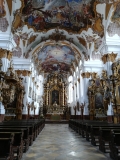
[108,52,117,62]
[91,72,97,79]
[0,48,7,59]
[101,52,117,64]
[7,51,13,61]
[15,70,32,77]
[81,72,91,78]
[77,78,80,83]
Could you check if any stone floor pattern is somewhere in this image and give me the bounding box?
[21,124,111,160]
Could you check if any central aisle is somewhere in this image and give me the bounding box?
[22,124,110,160]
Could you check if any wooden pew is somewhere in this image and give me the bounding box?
[109,131,120,160]
[99,128,120,153]
[0,137,14,160]
[0,128,29,154]
[0,124,34,146]
[0,119,45,160]
[0,131,24,160]
[1,119,45,141]
[90,124,120,146]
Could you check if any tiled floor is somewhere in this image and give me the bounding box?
[21,124,111,160]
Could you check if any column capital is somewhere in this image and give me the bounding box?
[15,70,32,77]
[101,52,117,64]
[81,72,91,78]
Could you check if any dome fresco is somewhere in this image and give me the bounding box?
[38,44,75,73]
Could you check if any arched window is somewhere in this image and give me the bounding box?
[68,83,73,103]
[76,66,78,72]
[77,75,79,100]
[79,60,81,67]
[80,70,83,97]
[68,76,73,103]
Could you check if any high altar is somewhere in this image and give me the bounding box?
[43,73,68,119]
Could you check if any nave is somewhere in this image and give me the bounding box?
[21,124,110,160]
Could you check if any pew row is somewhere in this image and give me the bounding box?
[69,119,120,160]
[0,119,45,160]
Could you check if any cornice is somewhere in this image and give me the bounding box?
[0,33,16,50]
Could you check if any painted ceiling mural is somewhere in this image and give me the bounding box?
[0,0,8,32]
[20,0,100,33]
[112,2,120,22]
[38,44,75,73]
[0,0,116,74]
[0,0,5,17]
[107,1,120,37]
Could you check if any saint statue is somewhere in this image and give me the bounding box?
[53,101,57,106]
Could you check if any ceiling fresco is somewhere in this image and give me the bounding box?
[0,0,5,17]
[107,1,120,37]
[38,44,75,73]
[0,0,116,75]
[112,2,120,22]
[20,0,97,32]
[0,0,9,32]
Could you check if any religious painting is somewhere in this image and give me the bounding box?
[21,0,96,32]
[38,44,75,73]
[52,90,59,105]
[95,92,103,109]
[95,77,101,87]
[0,0,6,17]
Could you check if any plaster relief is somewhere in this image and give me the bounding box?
[0,17,8,32]
[107,22,120,37]
[12,47,22,58]
[12,34,22,58]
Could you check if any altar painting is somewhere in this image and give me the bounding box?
[21,0,95,32]
[95,92,103,109]
[52,90,59,105]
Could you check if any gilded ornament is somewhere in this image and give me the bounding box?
[78,78,80,83]
[0,48,7,58]
[7,51,12,60]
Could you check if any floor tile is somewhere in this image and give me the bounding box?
[21,124,111,160]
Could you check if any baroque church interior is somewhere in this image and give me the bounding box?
[0,0,120,160]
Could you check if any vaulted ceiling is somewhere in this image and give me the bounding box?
[0,0,119,76]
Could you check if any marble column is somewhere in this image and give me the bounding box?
[22,75,30,119]
[81,72,91,119]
